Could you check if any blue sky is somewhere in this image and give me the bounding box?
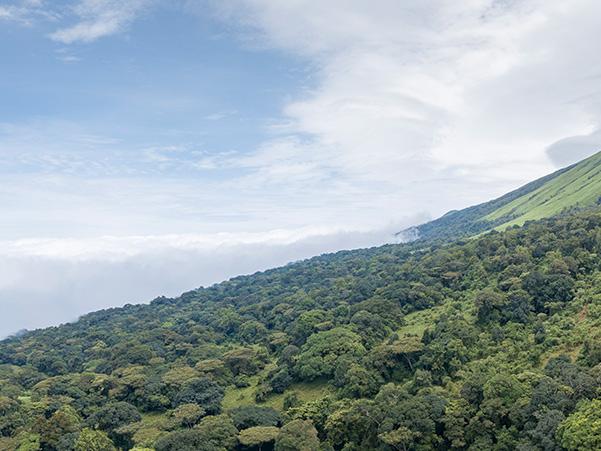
[0,0,315,239]
[1,2,304,154]
[1,0,601,335]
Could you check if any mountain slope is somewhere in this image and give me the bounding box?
[399,151,601,241]
[2,208,601,450]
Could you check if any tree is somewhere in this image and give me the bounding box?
[173,377,224,414]
[194,415,239,450]
[325,400,379,449]
[475,290,506,324]
[154,429,217,451]
[238,426,279,449]
[223,348,264,376]
[442,398,471,449]
[334,363,382,398]
[37,405,82,450]
[238,321,268,344]
[295,328,366,380]
[528,410,564,451]
[170,403,205,428]
[162,366,199,388]
[557,400,601,450]
[230,406,282,430]
[75,428,116,451]
[87,402,142,432]
[269,367,293,394]
[379,426,416,451]
[15,432,41,451]
[275,420,320,451]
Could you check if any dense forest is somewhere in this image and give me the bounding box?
[2,208,601,450]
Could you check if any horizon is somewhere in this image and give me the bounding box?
[2,0,601,336]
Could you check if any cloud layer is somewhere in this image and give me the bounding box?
[0,223,415,337]
[210,0,601,186]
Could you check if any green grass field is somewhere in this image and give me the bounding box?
[223,378,332,411]
[485,152,601,228]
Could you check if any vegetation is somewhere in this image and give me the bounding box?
[399,151,601,241]
[3,196,601,448]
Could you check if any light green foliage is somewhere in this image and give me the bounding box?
[406,151,601,240]
[75,428,116,451]
[194,414,238,450]
[238,426,279,447]
[16,433,41,451]
[296,328,366,380]
[486,151,601,227]
[557,399,601,450]
[275,420,320,451]
[169,403,205,428]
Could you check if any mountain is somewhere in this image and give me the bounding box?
[399,151,601,241]
[2,168,601,450]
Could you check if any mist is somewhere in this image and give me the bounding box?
[0,220,421,338]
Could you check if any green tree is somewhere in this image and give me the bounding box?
[36,405,82,450]
[238,426,279,450]
[296,328,366,380]
[88,402,141,432]
[170,403,205,428]
[275,420,320,451]
[154,430,216,451]
[194,414,239,450]
[75,428,116,451]
[230,406,282,430]
[173,377,224,414]
[557,400,601,450]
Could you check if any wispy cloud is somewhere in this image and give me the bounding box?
[0,0,54,24]
[211,0,601,195]
[49,0,153,44]
[204,110,238,121]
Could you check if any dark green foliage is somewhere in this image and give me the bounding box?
[230,406,282,430]
[155,429,219,451]
[173,377,224,414]
[87,402,141,432]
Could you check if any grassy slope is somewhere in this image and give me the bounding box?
[486,151,601,227]
[406,151,601,241]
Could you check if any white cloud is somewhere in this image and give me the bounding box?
[0,222,417,337]
[0,0,51,24]
[209,0,601,213]
[546,129,601,166]
[49,0,152,44]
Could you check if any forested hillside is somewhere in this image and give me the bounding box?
[400,151,601,241]
[2,209,601,450]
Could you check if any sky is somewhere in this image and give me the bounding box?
[1,0,601,336]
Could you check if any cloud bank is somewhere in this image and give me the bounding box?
[0,223,416,337]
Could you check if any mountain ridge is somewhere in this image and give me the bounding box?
[399,151,601,241]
